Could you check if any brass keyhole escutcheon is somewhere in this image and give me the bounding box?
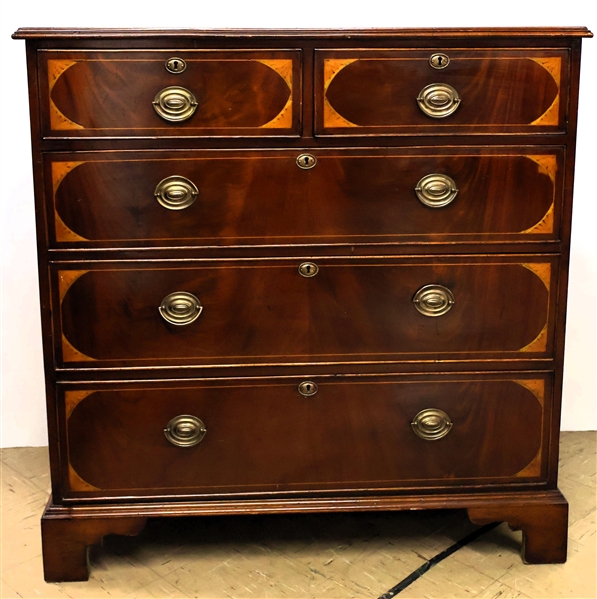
[413,284,455,317]
[415,174,458,208]
[164,415,206,447]
[298,381,318,397]
[299,262,319,278]
[429,53,450,69]
[417,83,461,118]
[296,154,317,170]
[165,57,187,74]
[411,409,452,440]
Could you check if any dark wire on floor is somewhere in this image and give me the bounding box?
[378,522,501,598]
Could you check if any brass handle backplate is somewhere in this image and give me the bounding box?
[164,415,206,447]
[298,381,318,396]
[153,86,198,122]
[159,291,202,325]
[299,262,319,278]
[417,83,460,118]
[415,174,458,208]
[411,408,453,440]
[154,175,199,210]
[413,284,455,317]
[297,154,317,170]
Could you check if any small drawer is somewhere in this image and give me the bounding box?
[315,49,569,136]
[47,148,562,248]
[39,50,301,138]
[53,255,557,368]
[58,372,552,500]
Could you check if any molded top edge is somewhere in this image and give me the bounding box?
[12,26,594,40]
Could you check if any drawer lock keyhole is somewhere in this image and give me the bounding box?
[298,381,318,397]
[299,262,319,277]
[165,57,187,74]
[429,53,450,69]
[297,154,317,170]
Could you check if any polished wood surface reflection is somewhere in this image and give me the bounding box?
[42,50,300,137]
[57,258,553,365]
[49,150,559,247]
[63,376,548,498]
[317,49,568,135]
[13,26,591,580]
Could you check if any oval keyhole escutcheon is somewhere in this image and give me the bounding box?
[299,262,319,278]
[298,381,318,397]
[429,53,450,69]
[296,154,317,170]
[165,57,187,74]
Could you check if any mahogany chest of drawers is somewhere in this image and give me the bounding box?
[13,26,592,582]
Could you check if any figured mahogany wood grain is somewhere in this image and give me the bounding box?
[316,50,568,135]
[56,257,554,366]
[62,375,546,497]
[49,150,559,247]
[41,51,300,137]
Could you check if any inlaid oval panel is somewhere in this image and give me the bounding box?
[317,49,568,135]
[43,50,300,136]
[49,150,560,247]
[63,375,547,498]
[57,257,554,366]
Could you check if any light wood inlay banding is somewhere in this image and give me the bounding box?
[52,162,89,242]
[519,264,551,353]
[65,390,96,420]
[62,335,95,362]
[521,155,557,234]
[530,57,561,126]
[257,59,293,128]
[513,379,545,477]
[68,464,100,492]
[58,270,88,303]
[323,58,359,128]
[48,59,84,130]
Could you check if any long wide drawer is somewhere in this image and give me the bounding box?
[47,148,562,248]
[39,50,301,138]
[58,372,552,500]
[54,256,557,368]
[316,49,569,135]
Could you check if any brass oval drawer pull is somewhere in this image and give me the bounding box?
[298,381,318,397]
[154,176,199,210]
[415,174,458,208]
[417,83,460,118]
[298,262,319,278]
[296,154,317,170]
[164,415,206,447]
[159,291,202,325]
[411,408,452,440]
[413,284,455,317]
[153,86,198,122]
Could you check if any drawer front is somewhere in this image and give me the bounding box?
[316,49,568,136]
[55,256,556,367]
[48,149,562,247]
[59,373,551,499]
[40,50,301,137]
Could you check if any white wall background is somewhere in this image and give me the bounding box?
[1,0,595,447]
